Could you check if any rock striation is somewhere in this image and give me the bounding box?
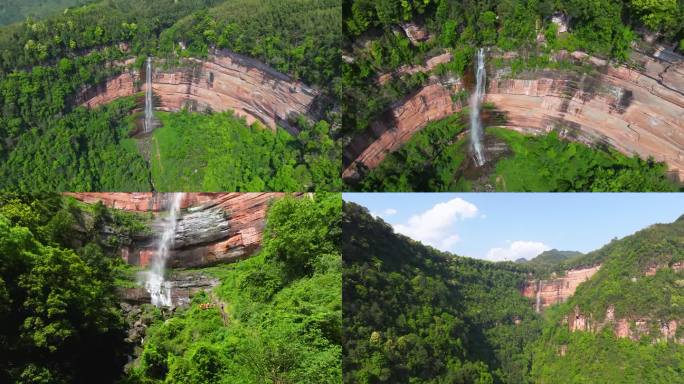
[65,192,292,268]
[521,265,601,312]
[344,49,684,183]
[77,50,319,133]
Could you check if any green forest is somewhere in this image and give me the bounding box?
[351,112,678,191]
[0,192,342,383]
[341,0,684,191]
[0,0,341,192]
[343,201,684,383]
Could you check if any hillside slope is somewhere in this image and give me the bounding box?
[529,215,684,383]
[342,202,541,383]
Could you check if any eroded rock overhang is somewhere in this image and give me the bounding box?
[65,192,295,268]
[77,50,321,134]
[343,50,684,182]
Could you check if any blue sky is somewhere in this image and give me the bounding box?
[343,193,684,262]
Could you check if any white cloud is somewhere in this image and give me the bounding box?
[384,208,398,216]
[485,241,551,262]
[393,197,478,251]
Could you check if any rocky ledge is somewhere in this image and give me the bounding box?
[65,192,294,268]
[77,50,320,133]
[343,49,684,183]
[521,265,601,312]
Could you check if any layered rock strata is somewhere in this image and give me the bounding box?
[567,305,683,343]
[77,50,319,133]
[521,265,601,312]
[65,192,290,268]
[344,49,684,182]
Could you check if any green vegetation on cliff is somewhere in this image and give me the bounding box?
[529,216,684,383]
[343,199,684,383]
[125,193,342,383]
[151,111,342,192]
[0,193,149,384]
[0,0,341,192]
[342,0,684,132]
[350,116,678,191]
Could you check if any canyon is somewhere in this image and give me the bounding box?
[523,261,684,343]
[77,50,320,133]
[343,49,684,183]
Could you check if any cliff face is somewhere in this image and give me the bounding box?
[343,80,463,179]
[343,49,684,182]
[77,51,319,133]
[65,192,289,268]
[521,265,601,312]
[567,305,683,344]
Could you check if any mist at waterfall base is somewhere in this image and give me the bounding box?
[469,48,486,166]
[142,193,184,307]
[144,57,153,133]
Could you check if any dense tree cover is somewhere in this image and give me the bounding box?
[353,112,469,191]
[158,0,341,88]
[560,216,684,322]
[151,111,341,191]
[343,202,542,383]
[344,201,684,383]
[342,0,684,190]
[125,193,342,383]
[527,215,684,383]
[350,115,678,191]
[0,0,94,26]
[530,326,684,383]
[0,97,150,191]
[515,249,586,276]
[0,193,150,383]
[341,0,683,134]
[0,0,339,191]
[491,128,679,192]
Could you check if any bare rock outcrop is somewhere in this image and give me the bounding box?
[65,192,292,267]
[344,50,684,183]
[77,51,319,133]
[521,265,601,312]
[343,81,463,179]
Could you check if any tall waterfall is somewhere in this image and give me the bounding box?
[535,280,543,313]
[470,48,486,166]
[144,193,184,307]
[144,57,153,133]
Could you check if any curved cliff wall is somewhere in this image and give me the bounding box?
[343,50,684,182]
[65,192,291,268]
[77,51,319,133]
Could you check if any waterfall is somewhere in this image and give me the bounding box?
[470,48,486,166]
[535,280,543,313]
[144,57,153,133]
[144,193,184,307]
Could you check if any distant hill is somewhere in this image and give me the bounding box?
[0,0,93,26]
[518,249,584,265]
[529,215,684,382]
[343,200,684,383]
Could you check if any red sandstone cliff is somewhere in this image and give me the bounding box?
[65,192,292,268]
[343,49,684,182]
[521,265,601,312]
[77,51,319,133]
